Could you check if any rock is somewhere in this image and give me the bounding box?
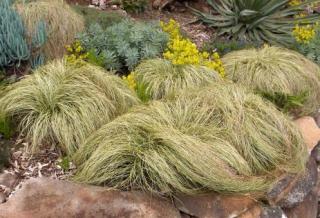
[0,177,180,218]
[174,193,259,218]
[294,116,320,151]
[237,206,285,218]
[111,4,118,10]
[0,192,6,204]
[237,204,262,218]
[0,173,19,190]
[283,188,318,218]
[311,141,320,163]
[98,0,106,9]
[260,207,285,218]
[266,157,317,208]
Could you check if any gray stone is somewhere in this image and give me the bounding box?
[260,207,284,218]
[283,188,318,218]
[311,141,320,163]
[266,157,317,208]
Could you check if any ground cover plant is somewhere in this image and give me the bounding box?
[0,60,139,155]
[222,45,320,115]
[14,0,85,60]
[201,39,263,56]
[77,20,169,72]
[73,83,307,196]
[192,0,320,46]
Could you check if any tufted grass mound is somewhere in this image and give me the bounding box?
[222,46,320,115]
[0,60,139,154]
[134,58,221,100]
[73,82,307,195]
[15,0,85,60]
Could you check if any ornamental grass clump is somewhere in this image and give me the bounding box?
[222,46,320,115]
[0,60,139,154]
[14,0,85,60]
[131,58,221,100]
[74,83,307,195]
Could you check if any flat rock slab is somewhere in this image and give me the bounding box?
[0,177,181,218]
[174,193,259,218]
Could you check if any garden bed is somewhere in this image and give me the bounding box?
[1,0,320,217]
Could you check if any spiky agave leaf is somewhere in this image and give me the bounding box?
[14,0,85,60]
[222,46,320,115]
[0,60,139,154]
[73,82,307,195]
[134,58,221,100]
[192,0,320,46]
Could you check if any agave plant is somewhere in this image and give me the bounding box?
[192,0,320,46]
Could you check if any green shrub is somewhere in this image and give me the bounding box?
[72,5,125,29]
[0,0,46,69]
[0,115,14,139]
[74,83,307,195]
[133,58,221,100]
[0,60,139,155]
[257,91,308,114]
[192,0,320,46]
[222,46,320,116]
[0,140,11,170]
[117,0,148,13]
[295,25,320,65]
[78,20,169,72]
[202,38,263,56]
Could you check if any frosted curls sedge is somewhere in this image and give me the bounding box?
[14,0,85,60]
[74,82,307,196]
[0,60,139,155]
[133,58,221,100]
[222,46,320,116]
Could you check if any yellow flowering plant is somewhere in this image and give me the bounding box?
[293,24,317,43]
[65,40,89,64]
[122,73,150,102]
[160,19,225,77]
[65,40,106,67]
[289,0,302,6]
[290,0,319,44]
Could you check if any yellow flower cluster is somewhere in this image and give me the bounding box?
[122,73,137,91]
[289,0,319,43]
[293,24,317,43]
[289,0,302,6]
[160,19,225,77]
[65,40,89,64]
